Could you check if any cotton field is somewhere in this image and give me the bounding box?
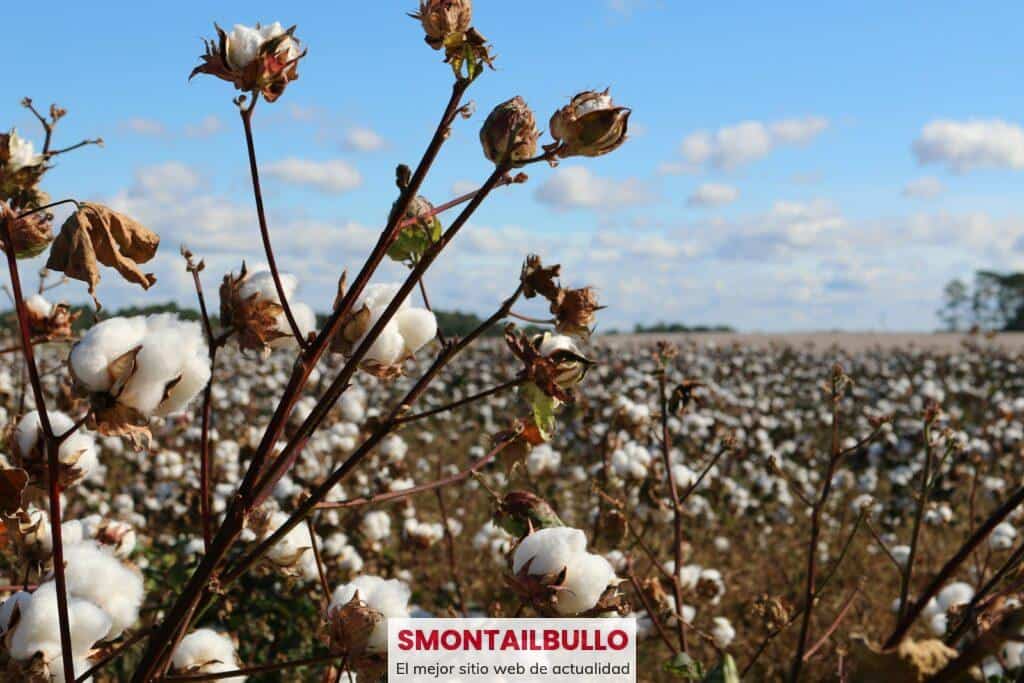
[0,330,1022,680]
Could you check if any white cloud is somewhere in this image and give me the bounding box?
[677,117,829,171]
[184,115,223,138]
[264,158,363,194]
[902,176,945,200]
[687,183,739,208]
[534,166,651,211]
[130,162,202,200]
[913,119,1024,172]
[343,126,385,152]
[450,180,478,197]
[121,118,167,137]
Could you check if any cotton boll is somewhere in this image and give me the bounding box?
[990,522,1017,551]
[711,617,736,649]
[395,308,437,356]
[364,325,405,366]
[937,582,974,611]
[556,552,615,615]
[929,611,948,636]
[25,294,52,318]
[60,541,144,639]
[262,511,315,579]
[361,510,392,544]
[330,575,411,652]
[513,527,587,576]
[8,582,111,678]
[173,628,245,682]
[537,333,580,357]
[69,317,149,391]
[15,410,99,483]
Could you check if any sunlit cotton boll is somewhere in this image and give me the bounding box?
[6,582,111,682]
[70,315,211,417]
[225,22,297,71]
[990,522,1017,551]
[59,540,144,639]
[513,527,617,615]
[330,575,411,652]
[172,628,245,683]
[711,617,736,649]
[557,551,616,615]
[352,283,437,366]
[237,270,316,348]
[15,410,98,482]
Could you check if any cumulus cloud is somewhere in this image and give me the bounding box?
[343,126,386,152]
[451,180,478,196]
[902,176,945,200]
[713,200,844,259]
[687,183,739,208]
[184,116,223,139]
[534,166,651,210]
[121,118,168,137]
[675,117,829,171]
[913,119,1024,172]
[264,158,363,194]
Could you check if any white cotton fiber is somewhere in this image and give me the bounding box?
[25,294,52,318]
[395,308,437,356]
[173,628,245,682]
[15,410,98,480]
[71,315,210,418]
[69,317,149,391]
[59,541,144,639]
[513,527,587,576]
[513,526,618,615]
[7,582,111,677]
[556,551,615,615]
[351,283,436,366]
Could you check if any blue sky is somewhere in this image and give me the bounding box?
[5,0,1024,331]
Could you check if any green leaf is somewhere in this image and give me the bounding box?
[521,381,560,441]
[703,655,740,683]
[664,652,705,680]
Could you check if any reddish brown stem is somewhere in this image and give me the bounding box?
[0,219,75,683]
[239,97,307,349]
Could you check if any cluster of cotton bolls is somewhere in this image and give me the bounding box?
[0,540,144,680]
[512,527,618,615]
[69,314,210,418]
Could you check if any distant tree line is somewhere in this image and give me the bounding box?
[2,301,735,338]
[939,271,1024,331]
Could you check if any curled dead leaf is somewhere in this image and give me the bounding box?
[45,202,159,306]
[848,634,959,683]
